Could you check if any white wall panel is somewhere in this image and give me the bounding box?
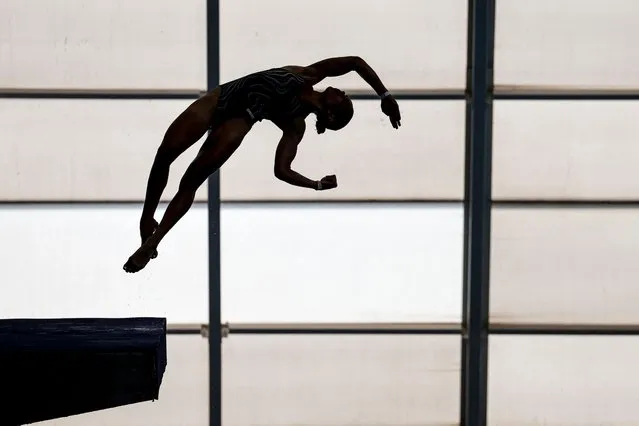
[221,100,465,200]
[493,101,639,200]
[220,0,467,91]
[221,204,463,323]
[0,0,206,91]
[0,99,207,202]
[0,205,207,324]
[490,207,639,325]
[1,99,464,202]
[489,336,639,426]
[1,203,462,325]
[41,335,208,426]
[495,0,639,89]
[224,335,460,426]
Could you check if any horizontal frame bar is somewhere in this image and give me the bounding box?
[493,200,639,207]
[4,88,639,101]
[494,87,639,100]
[491,323,639,335]
[347,89,465,101]
[167,323,639,336]
[167,328,204,335]
[213,322,461,335]
[0,200,462,207]
[496,94,639,101]
[166,323,205,335]
[229,328,459,335]
[0,88,465,101]
[220,199,463,205]
[0,89,203,100]
[4,199,639,207]
[0,200,210,206]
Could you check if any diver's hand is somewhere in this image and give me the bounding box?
[316,175,338,190]
[381,95,401,129]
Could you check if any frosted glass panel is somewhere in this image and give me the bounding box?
[0,205,207,324]
[493,101,639,200]
[224,335,460,426]
[220,0,467,91]
[490,207,639,325]
[41,335,208,426]
[221,204,463,323]
[1,99,465,202]
[0,0,206,90]
[0,99,207,202]
[222,101,465,201]
[489,336,639,426]
[495,0,639,89]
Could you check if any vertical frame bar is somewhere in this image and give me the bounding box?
[462,0,496,425]
[206,0,221,425]
[459,0,475,423]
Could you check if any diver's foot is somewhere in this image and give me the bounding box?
[123,244,156,273]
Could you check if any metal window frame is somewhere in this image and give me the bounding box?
[206,3,222,426]
[461,1,495,425]
[206,2,639,426]
[3,0,639,424]
[205,1,639,426]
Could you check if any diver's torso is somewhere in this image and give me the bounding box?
[216,67,311,124]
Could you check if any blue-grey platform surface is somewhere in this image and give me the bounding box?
[0,317,167,425]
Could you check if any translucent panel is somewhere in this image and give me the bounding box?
[495,0,639,89]
[221,204,463,323]
[0,205,207,324]
[1,99,464,202]
[224,335,460,426]
[489,336,639,426]
[493,101,639,200]
[0,0,206,90]
[490,207,639,325]
[222,101,465,201]
[220,0,467,91]
[0,99,207,202]
[42,335,207,426]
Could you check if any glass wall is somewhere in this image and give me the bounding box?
[2,0,637,425]
[219,1,466,424]
[0,0,209,424]
[489,1,639,425]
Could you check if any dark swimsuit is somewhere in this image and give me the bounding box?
[214,67,312,125]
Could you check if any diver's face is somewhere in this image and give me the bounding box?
[319,87,352,131]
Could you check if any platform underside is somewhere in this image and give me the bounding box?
[0,317,167,425]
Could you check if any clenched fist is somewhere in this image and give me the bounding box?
[317,175,338,190]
